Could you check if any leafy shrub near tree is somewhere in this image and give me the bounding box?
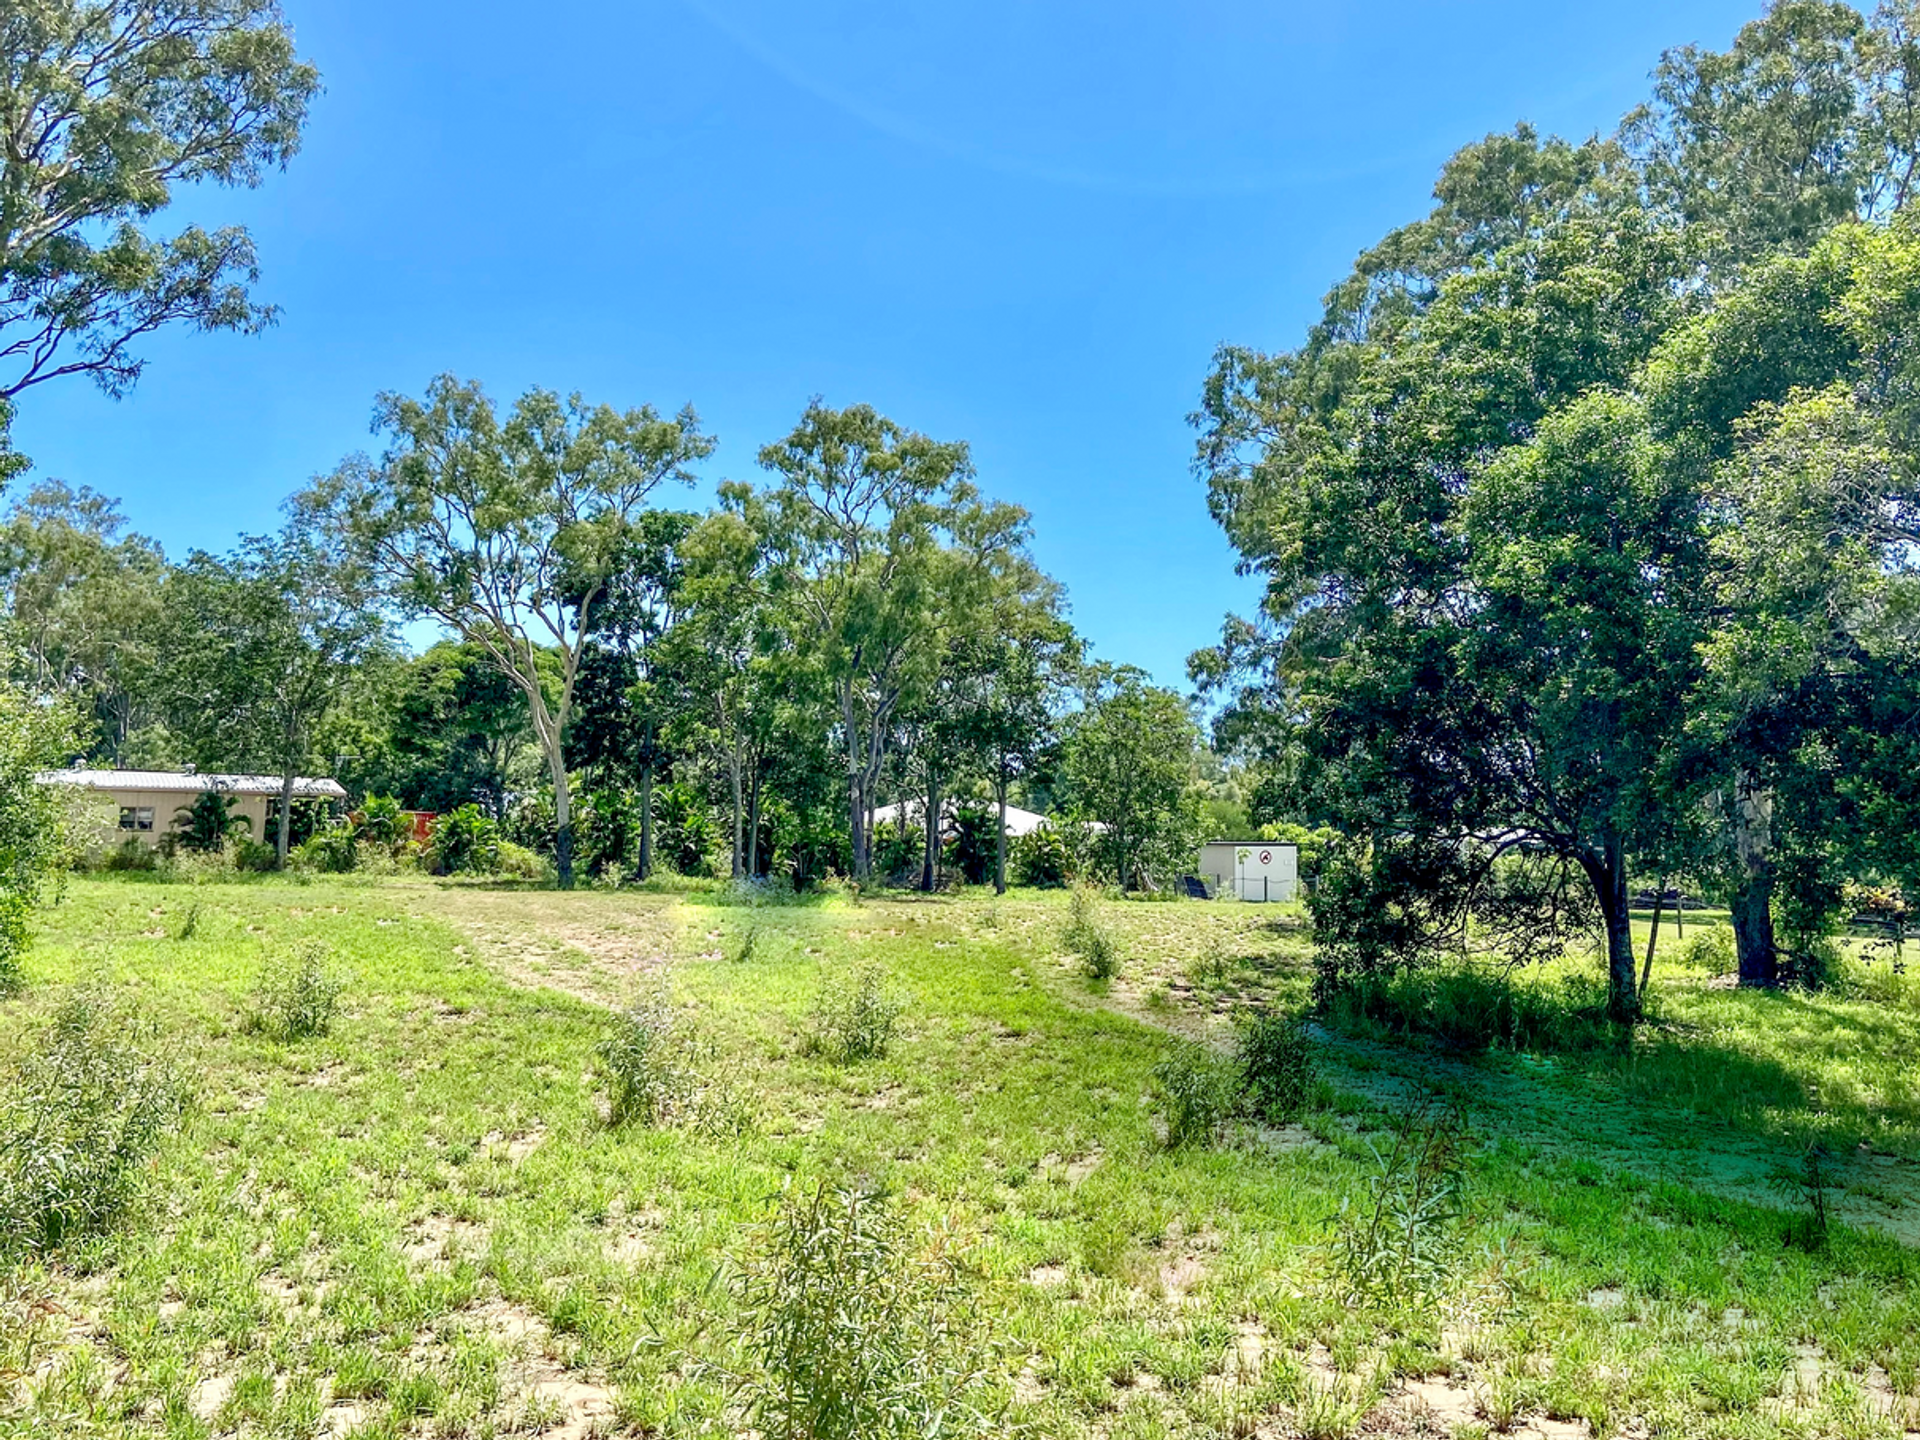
[0,670,84,991]
[1011,825,1073,888]
[806,966,904,1063]
[171,790,251,853]
[427,803,500,875]
[245,941,345,1040]
[731,1181,996,1440]
[0,992,190,1259]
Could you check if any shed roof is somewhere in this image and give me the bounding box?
[35,769,348,800]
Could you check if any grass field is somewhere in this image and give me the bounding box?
[5,876,1920,1439]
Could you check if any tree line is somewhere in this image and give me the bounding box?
[1192,0,1920,1021]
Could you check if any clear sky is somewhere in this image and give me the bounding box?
[11,0,1761,687]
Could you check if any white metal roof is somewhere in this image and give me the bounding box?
[35,769,348,800]
[870,799,1058,838]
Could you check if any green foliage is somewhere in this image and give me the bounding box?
[730,1181,995,1440]
[1769,1143,1834,1252]
[355,794,410,848]
[1235,1010,1316,1123]
[1334,1098,1469,1308]
[0,991,190,1259]
[943,805,999,886]
[1062,884,1119,979]
[101,837,160,872]
[1061,665,1205,891]
[290,826,358,874]
[172,790,251,854]
[1010,824,1073,887]
[246,941,344,1041]
[1675,923,1736,973]
[806,966,904,1064]
[0,893,27,996]
[231,837,279,873]
[597,988,704,1128]
[1319,964,1618,1055]
[1150,1042,1239,1149]
[428,803,501,876]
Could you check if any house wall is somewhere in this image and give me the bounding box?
[1198,841,1299,902]
[86,788,275,848]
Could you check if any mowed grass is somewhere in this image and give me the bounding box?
[4,878,1920,1438]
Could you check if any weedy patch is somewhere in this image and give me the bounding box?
[1150,1042,1241,1149]
[806,965,905,1064]
[729,1181,999,1440]
[1771,1142,1835,1251]
[1236,1009,1317,1123]
[0,991,190,1259]
[244,939,345,1040]
[1063,885,1120,980]
[597,983,745,1132]
[1333,1096,1470,1308]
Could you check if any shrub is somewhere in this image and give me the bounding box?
[1334,1097,1468,1307]
[428,804,500,875]
[0,992,190,1258]
[1151,1042,1240,1149]
[1237,1011,1316,1123]
[231,838,279,873]
[356,794,410,849]
[731,1181,994,1440]
[1063,885,1119,980]
[1011,825,1073,888]
[290,826,358,874]
[493,840,550,881]
[1319,964,1617,1054]
[807,966,904,1064]
[598,989,703,1128]
[943,805,999,886]
[1674,923,1735,974]
[246,941,345,1041]
[171,790,252,854]
[0,895,27,996]
[101,837,161,872]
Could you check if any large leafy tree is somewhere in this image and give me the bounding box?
[0,480,165,756]
[300,375,713,888]
[154,520,386,865]
[0,1,317,407]
[1061,665,1204,892]
[732,401,1028,880]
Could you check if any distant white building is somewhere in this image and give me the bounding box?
[868,798,1059,840]
[1197,840,1299,902]
[36,769,348,848]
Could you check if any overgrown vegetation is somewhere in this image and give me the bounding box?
[730,1181,997,1440]
[0,991,189,1259]
[1062,884,1119,980]
[806,966,904,1063]
[244,940,345,1041]
[1333,1097,1470,1308]
[597,986,714,1128]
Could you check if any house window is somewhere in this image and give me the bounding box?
[118,806,155,832]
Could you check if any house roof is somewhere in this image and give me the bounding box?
[869,798,1058,838]
[35,769,348,800]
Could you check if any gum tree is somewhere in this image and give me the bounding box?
[300,375,713,888]
[0,1,317,412]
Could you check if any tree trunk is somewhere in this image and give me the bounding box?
[994,776,1009,896]
[747,765,763,878]
[276,768,296,868]
[1583,835,1639,1024]
[921,766,940,892]
[1639,879,1665,1000]
[729,744,744,880]
[552,758,574,890]
[637,764,654,881]
[845,696,869,880]
[1732,774,1777,987]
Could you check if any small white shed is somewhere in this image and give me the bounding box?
[1198,840,1299,902]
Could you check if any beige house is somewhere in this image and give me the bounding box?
[36,769,348,849]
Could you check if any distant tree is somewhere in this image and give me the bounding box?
[0,1,317,405]
[154,521,386,866]
[364,641,538,817]
[300,375,713,888]
[0,481,166,756]
[1062,666,1204,892]
[734,401,1029,879]
[0,657,84,987]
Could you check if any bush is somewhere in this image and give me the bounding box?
[598,989,702,1127]
[1062,885,1119,979]
[1237,1011,1316,1123]
[290,827,358,874]
[0,992,190,1258]
[1011,825,1073,888]
[1334,1097,1468,1307]
[428,804,500,875]
[1150,1042,1240,1149]
[807,966,904,1064]
[1674,923,1735,974]
[731,1181,994,1440]
[246,941,345,1041]
[1319,964,1617,1054]
[0,895,27,996]
[493,840,550,881]
[232,838,279,873]
[101,837,161,873]
[355,794,410,849]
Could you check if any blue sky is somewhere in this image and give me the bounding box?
[11,0,1760,687]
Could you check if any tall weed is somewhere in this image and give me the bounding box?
[1151,1042,1240,1149]
[1063,886,1119,980]
[0,992,190,1257]
[1236,1011,1317,1123]
[806,967,904,1064]
[597,986,744,1132]
[245,941,345,1041]
[1334,1097,1469,1307]
[731,1182,996,1440]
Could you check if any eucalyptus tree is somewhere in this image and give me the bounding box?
[0,0,317,421]
[300,375,714,888]
[1061,665,1204,892]
[0,481,165,756]
[730,401,1030,880]
[155,519,386,865]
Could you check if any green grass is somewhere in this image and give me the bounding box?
[3,878,1920,1437]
